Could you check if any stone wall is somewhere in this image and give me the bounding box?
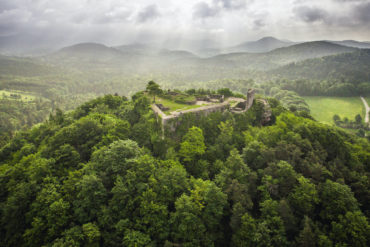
[151,89,257,135]
[247,89,255,110]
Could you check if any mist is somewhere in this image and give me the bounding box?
[1,0,370,55]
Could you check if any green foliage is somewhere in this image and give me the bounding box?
[320,180,359,221]
[289,176,319,216]
[0,89,369,247]
[330,211,370,247]
[303,96,365,124]
[179,126,206,163]
[274,49,370,92]
[146,81,162,103]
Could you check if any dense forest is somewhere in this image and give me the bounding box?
[272,49,370,96]
[1,87,369,246]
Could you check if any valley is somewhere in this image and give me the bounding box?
[0,34,369,247]
[2,0,370,245]
[0,38,369,143]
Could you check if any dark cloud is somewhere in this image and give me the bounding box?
[253,19,266,29]
[193,0,251,19]
[293,6,328,22]
[136,4,160,23]
[0,8,32,36]
[0,0,370,54]
[353,2,370,22]
[193,2,219,18]
[214,0,249,10]
[0,1,18,12]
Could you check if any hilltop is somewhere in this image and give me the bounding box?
[272,49,370,82]
[207,41,357,70]
[0,85,369,246]
[330,40,370,49]
[227,36,294,53]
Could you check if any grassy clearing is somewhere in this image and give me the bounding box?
[0,89,37,101]
[303,96,365,124]
[156,97,207,113]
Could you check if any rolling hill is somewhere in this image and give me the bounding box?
[0,55,58,77]
[2,39,364,84]
[207,41,358,70]
[329,40,370,49]
[271,49,370,82]
[227,36,294,53]
[52,43,126,61]
[114,43,160,55]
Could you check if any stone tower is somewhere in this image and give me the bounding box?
[247,89,255,109]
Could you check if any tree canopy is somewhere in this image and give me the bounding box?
[0,90,369,246]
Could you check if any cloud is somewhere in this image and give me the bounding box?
[353,1,370,23]
[193,2,219,18]
[253,19,266,29]
[0,0,370,53]
[136,4,160,23]
[193,0,251,19]
[293,6,328,22]
[333,0,364,2]
[0,8,32,36]
[214,0,249,10]
[94,8,131,24]
[0,1,16,12]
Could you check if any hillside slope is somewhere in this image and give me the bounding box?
[0,90,369,247]
[208,41,357,70]
[272,49,370,82]
[228,36,294,53]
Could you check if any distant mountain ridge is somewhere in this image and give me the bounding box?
[25,39,365,73]
[206,41,357,70]
[328,40,370,49]
[269,41,357,58]
[227,36,295,53]
[271,49,370,82]
[57,43,123,57]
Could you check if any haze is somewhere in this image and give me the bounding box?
[1,0,370,54]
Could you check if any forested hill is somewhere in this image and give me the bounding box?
[269,41,357,58]
[207,41,357,70]
[0,55,58,77]
[1,89,369,246]
[272,49,370,82]
[227,36,294,53]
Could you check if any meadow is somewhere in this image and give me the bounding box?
[156,97,205,113]
[303,96,365,124]
[0,89,37,102]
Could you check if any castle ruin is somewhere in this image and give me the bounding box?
[152,89,257,134]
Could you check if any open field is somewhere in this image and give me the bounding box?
[303,96,365,124]
[156,97,206,113]
[0,89,37,101]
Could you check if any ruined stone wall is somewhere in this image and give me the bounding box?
[247,89,255,110]
[151,89,256,135]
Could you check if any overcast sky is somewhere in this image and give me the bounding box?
[0,0,370,50]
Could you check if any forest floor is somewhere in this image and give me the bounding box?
[303,96,365,124]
